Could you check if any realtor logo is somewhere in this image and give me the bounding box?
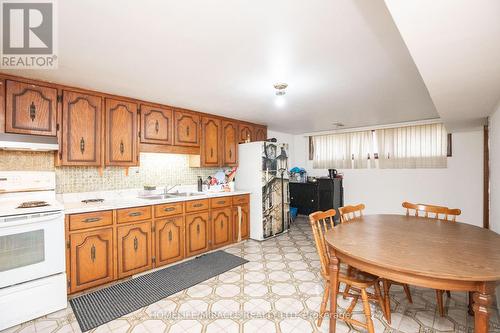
[1,0,57,69]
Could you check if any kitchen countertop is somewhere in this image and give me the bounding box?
[58,188,251,214]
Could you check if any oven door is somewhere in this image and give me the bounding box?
[0,211,65,288]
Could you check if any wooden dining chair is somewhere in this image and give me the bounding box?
[338,204,365,222]
[309,209,388,332]
[402,201,462,316]
[402,202,461,222]
[338,204,413,324]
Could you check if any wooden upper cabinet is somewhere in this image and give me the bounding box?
[60,91,102,166]
[201,116,221,167]
[238,123,254,143]
[254,125,267,141]
[174,109,200,147]
[5,80,58,136]
[69,228,114,293]
[117,221,153,278]
[105,98,138,166]
[222,121,238,166]
[140,104,173,145]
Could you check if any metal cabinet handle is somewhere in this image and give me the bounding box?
[133,237,138,251]
[164,207,175,212]
[155,120,159,133]
[193,203,203,208]
[168,230,172,241]
[229,149,232,159]
[210,148,213,157]
[196,224,200,234]
[129,212,142,217]
[80,137,85,154]
[83,217,101,223]
[29,102,36,121]
[119,140,125,155]
[90,245,96,262]
[186,126,190,136]
[220,220,223,229]
[216,200,225,205]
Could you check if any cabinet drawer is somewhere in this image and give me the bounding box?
[155,202,184,218]
[116,206,152,224]
[69,210,113,231]
[210,197,231,208]
[232,195,249,205]
[185,199,209,213]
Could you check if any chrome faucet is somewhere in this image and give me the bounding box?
[164,184,180,195]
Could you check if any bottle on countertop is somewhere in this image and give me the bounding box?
[197,176,203,192]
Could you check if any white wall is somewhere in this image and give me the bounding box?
[292,130,484,227]
[490,104,500,233]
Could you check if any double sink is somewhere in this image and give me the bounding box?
[139,191,205,200]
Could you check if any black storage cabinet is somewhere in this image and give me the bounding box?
[290,177,343,220]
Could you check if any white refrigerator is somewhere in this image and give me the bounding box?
[236,141,290,241]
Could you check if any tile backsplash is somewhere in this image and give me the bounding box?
[0,151,219,193]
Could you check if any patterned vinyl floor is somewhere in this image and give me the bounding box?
[2,216,499,333]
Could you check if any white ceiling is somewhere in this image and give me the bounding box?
[385,0,500,132]
[2,0,440,134]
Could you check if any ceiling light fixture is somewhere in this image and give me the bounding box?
[274,82,288,96]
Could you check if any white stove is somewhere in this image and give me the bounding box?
[0,171,67,331]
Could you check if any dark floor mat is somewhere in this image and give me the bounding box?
[70,250,248,332]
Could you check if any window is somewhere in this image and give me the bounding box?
[311,123,448,169]
[312,130,374,169]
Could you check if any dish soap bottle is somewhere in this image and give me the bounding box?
[197,176,203,192]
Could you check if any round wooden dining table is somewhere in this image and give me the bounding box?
[324,214,500,333]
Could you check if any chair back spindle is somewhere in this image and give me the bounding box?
[338,204,366,223]
[402,202,461,221]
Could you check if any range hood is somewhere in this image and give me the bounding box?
[0,133,59,151]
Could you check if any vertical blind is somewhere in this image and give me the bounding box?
[312,130,374,169]
[376,123,447,168]
[312,123,447,169]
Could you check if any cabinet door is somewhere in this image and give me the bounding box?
[117,221,152,278]
[212,207,232,249]
[105,98,138,166]
[70,228,114,293]
[5,80,58,136]
[155,216,184,266]
[140,104,173,145]
[254,126,267,141]
[201,116,221,167]
[174,110,200,147]
[185,212,210,257]
[233,204,250,241]
[238,123,254,143]
[61,91,102,166]
[222,121,238,166]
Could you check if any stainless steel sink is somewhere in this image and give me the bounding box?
[139,192,204,200]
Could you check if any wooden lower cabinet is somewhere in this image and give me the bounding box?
[69,228,114,293]
[185,211,210,257]
[233,204,250,241]
[117,221,153,278]
[66,194,251,293]
[212,207,232,249]
[155,216,184,266]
